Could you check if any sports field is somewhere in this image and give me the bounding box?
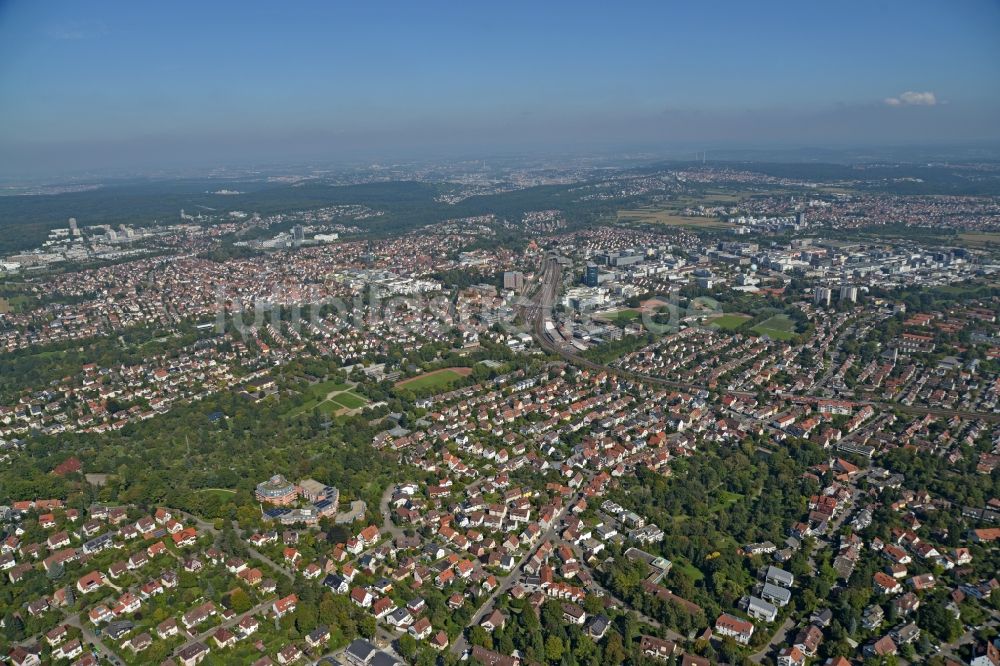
[752,314,796,340]
[708,313,751,331]
[394,367,473,392]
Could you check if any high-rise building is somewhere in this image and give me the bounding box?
[584,263,600,287]
[68,218,79,236]
[814,287,832,307]
[503,271,524,291]
[840,285,858,303]
[293,225,305,244]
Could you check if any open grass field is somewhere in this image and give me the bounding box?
[752,314,796,340]
[597,308,643,323]
[673,189,747,205]
[617,208,732,230]
[0,294,37,314]
[673,558,705,582]
[958,232,1000,248]
[394,366,472,392]
[701,191,741,203]
[306,379,352,397]
[711,490,744,512]
[926,282,1000,297]
[193,488,237,501]
[330,391,367,409]
[708,313,751,331]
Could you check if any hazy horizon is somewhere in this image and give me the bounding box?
[2,1,1000,178]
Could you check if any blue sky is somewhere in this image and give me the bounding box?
[1,1,999,173]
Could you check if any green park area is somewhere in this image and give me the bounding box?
[286,378,367,417]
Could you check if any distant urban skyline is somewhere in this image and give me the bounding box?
[2,1,999,175]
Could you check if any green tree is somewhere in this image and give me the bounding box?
[917,601,962,642]
[2,612,24,640]
[318,595,338,627]
[545,635,564,663]
[398,634,418,662]
[230,588,252,614]
[469,625,493,650]
[583,595,604,616]
[358,615,376,639]
[603,632,626,665]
